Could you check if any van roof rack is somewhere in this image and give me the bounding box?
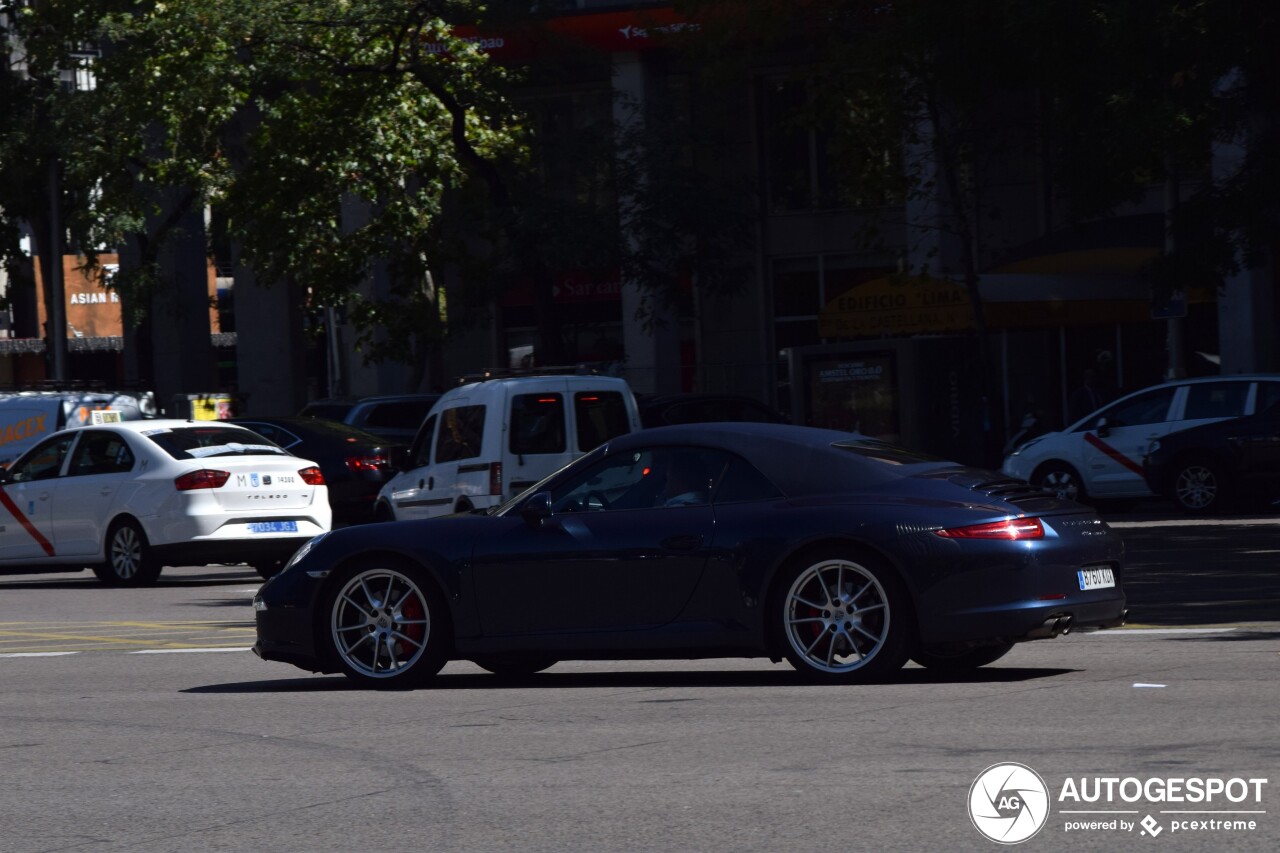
[456,364,602,384]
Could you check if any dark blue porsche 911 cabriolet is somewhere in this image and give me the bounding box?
[253,423,1127,687]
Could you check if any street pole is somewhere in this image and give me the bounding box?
[1164,154,1185,381]
[48,158,68,383]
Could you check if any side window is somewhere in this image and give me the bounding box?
[67,431,136,477]
[551,449,655,512]
[10,434,77,482]
[1257,382,1280,415]
[510,394,566,455]
[410,414,437,468]
[435,406,485,463]
[1184,382,1249,420]
[1092,388,1176,429]
[712,456,784,504]
[575,391,631,451]
[551,447,727,512]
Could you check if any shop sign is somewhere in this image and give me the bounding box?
[819,277,973,338]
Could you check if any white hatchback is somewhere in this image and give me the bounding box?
[1002,375,1280,503]
[0,419,331,585]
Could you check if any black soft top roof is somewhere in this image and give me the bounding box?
[608,423,953,497]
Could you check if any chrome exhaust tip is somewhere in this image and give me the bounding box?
[1026,614,1070,640]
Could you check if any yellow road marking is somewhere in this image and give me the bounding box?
[0,620,257,654]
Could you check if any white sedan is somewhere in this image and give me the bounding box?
[0,419,331,585]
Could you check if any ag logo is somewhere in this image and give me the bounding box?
[968,762,1050,844]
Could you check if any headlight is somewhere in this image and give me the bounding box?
[285,532,329,571]
[253,592,268,612]
[1008,437,1044,457]
[1147,439,1161,456]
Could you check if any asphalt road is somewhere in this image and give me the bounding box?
[0,513,1276,853]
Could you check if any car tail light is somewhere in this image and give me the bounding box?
[489,461,503,496]
[175,469,230,491]
[345,454,388,472]
[934,517,1045,540]
[299,466,326,485]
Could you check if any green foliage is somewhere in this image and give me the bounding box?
[2,0,526,363]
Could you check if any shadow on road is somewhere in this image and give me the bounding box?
[186,665,1077,694]
[0,569,258,589]
[1115,519,1280,626]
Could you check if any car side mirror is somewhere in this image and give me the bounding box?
[521,492,553,527]
[1094,417,1110,437]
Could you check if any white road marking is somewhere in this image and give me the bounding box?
[130,647,252,654]
[0,651,80,658]
[1109,518,1280,528]
[1133,683,1168,688]
[1093,628,1237,635]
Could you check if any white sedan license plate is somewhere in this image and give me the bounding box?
[248,521,298,534]
[1078,567,1115,590]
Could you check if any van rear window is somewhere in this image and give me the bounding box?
[510,394,566,455]
[575,391,630,451]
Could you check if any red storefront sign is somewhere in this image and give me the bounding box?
[425,6,698,60]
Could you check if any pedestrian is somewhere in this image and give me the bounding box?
[1068,368,1103,425]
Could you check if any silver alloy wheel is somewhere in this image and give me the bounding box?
[110,525,143,580]
[1174,464,1218,510]
[784,558,890,673]
[330,568,431,680]
[1040,467,1080,501]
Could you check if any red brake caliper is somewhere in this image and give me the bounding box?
[398,592,426,655]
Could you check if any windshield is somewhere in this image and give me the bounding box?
[491,445,608,516]
[143,426,288,460]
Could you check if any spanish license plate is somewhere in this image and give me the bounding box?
[248,521,298,534]
[1078,567,1116,590]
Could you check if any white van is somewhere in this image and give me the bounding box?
[375,374,641,520]
[0,391,153,467]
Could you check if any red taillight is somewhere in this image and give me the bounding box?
[175,469,230,491]
[934,517,1045,540]
[345,454,388,472]
[489,461,503,496]
[299,466,326,485]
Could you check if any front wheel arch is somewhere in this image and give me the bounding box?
[314,552,456,678]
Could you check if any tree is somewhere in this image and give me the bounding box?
[4,1,528,383]
[0,1,104,361]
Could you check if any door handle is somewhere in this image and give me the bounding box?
[428,477,434,490]
[661,533,703,551]
[100,487,113,496]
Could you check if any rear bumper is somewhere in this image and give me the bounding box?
[151,537,309,567]
[924,594,1128,646]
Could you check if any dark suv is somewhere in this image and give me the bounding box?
[637,393,787,429]
[298,393,440,443]
[1143,400,1280,514]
